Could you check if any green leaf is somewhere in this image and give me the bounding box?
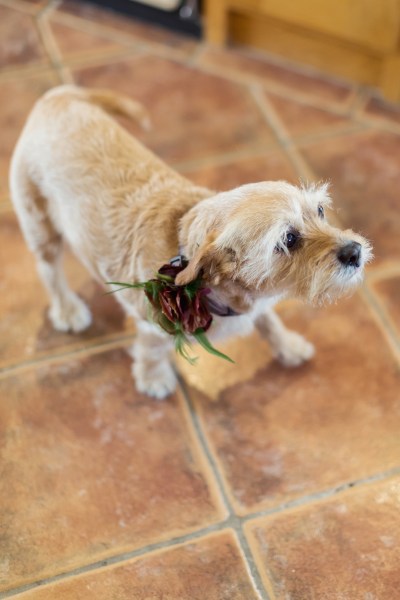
[184,277,204,301]
[157,273,174,283]
[193,329,235,363]
[158,312,178,335]
[105,281,147,295]
[175,332,198,365]
[107,281,146,288]
[146,280,162,306]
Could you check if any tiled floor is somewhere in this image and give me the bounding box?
[1,1,400,598]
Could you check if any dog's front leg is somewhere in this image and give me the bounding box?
[256,308,314,367]
[129,321,176,400]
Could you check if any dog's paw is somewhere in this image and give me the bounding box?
[132,360,177,400]
[276,331,315,367]
[49,295,92,333]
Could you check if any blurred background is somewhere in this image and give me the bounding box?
[1,1,400,599]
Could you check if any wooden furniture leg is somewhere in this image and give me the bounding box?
[205,0,229,45]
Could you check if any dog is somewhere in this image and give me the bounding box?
[10,85,372,399]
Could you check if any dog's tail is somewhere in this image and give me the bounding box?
[45,84,151,130]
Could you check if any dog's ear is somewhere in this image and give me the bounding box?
[175,234,237,286]
[175,234,215,286]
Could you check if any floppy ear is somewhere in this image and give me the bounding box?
[175,234,237,287]
[175,235,215,286]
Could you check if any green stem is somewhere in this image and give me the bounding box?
[193,329,235,363]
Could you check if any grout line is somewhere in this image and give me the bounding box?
[36,4,147,75]
[177,375,271,600]
[2,460,399,598]
[36,10,62,62]
[46,10,194,63]
[249,84,316,181]
[0,62,58,84]
[174,141,279,174]
[243,527,278,600]
[37,0,61,18]
[360,284,400,363]
[45,7,400,141]
[35,9,72,84]
[232,528,277,600]
[233,524,272,600]
[187,58,358,118]
[175,51,400,140]
[242,465,400,523]
[2,5,400,140]
[366,263,400,282]
[347,85,371,118]
[59,46,145,73]
[292,121,368,148]
[0,521,233,599]
[354,113,400,137]
[191,57,355,115]
[43,10,147,48]
[0,334,136,380]
[2,11,400,142]
[262,85,353,117]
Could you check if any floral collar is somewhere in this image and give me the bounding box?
[107,255,234,364]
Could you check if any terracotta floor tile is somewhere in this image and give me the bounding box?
[16,531,259,600]
[301,130,400,265]
[371,275,400,339]
[47,19,126,60]
[0,213,133,369]
[198,47,353,105]
[73,55,274,164]
[56,0,198,54]
[184,149,297,190]
[0,73,58,197]
[265,92,349,138]
[0,350,224,591]
[188,295,400,514]
[0,5,47,69]
[245,477,400,600]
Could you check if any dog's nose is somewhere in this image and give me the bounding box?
[338,241,362,267]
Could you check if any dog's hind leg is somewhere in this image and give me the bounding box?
[10,160,92,333]
[256,308,314,367]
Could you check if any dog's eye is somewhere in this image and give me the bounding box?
[286,231,298,249]
[318,205,324,218]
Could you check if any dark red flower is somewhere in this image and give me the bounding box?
[106,256,233,363]
[158,257,188,281]
[180,288,212,333]
[148,282,211,335]
[138,260,212,335]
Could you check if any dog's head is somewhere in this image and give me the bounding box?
[177,181,372,311]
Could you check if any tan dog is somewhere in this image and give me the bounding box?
[10,85,372,399]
